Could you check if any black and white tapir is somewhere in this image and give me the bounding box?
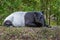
[3,11,51,27]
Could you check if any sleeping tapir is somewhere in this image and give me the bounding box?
[3,11,50,27]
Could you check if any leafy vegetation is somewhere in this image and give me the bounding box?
[0,0,60,26]
[40,0,60,26]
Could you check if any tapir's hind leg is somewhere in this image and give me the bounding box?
[3,20,13,27]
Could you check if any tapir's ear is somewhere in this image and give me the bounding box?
[41,11,44,15]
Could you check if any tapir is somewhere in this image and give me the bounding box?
[3,11,50,27]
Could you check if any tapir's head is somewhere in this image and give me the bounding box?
[34,12,51,27]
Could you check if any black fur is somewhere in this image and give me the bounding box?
[4,20,13,27]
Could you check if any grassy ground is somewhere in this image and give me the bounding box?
[0,26,60,40]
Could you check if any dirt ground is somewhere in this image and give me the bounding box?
[0,26,60,40]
